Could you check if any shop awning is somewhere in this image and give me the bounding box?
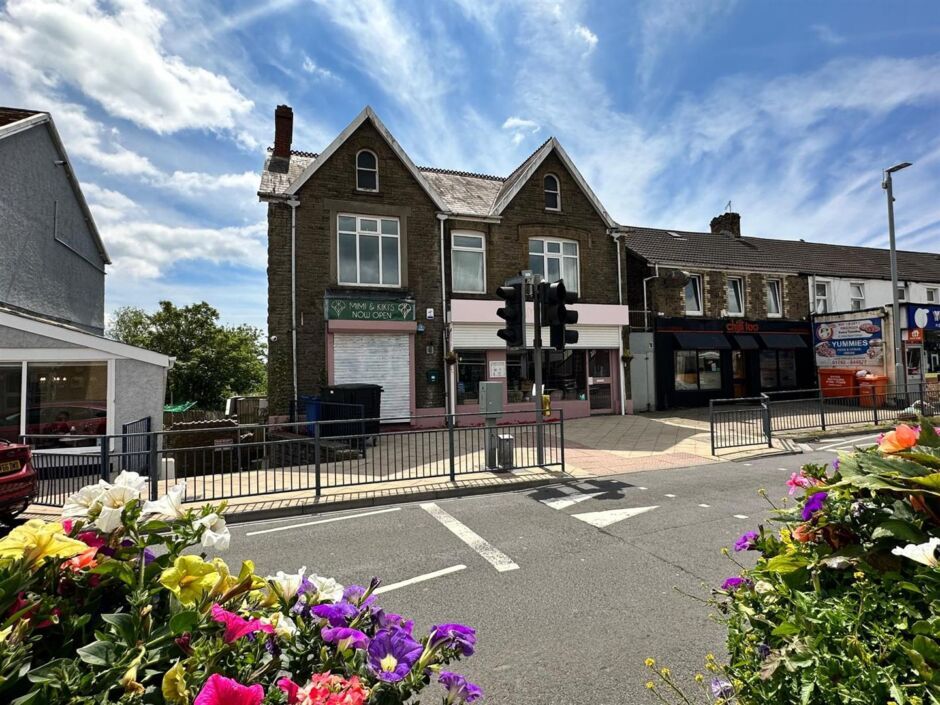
[673,332,731,350]
[759,333,808,349]
[733,335,759,350]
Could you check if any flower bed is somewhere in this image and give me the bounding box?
[646,421,940,704]
[0,473,481,704]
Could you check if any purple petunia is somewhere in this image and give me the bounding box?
[734,530,759,552]
[430,623,476,657]
[801,491,829,521]
[711,678,734,698]
[439,671,483,704]
[367,627,424,682]
[757,643,771,660]
[320,626,369,651]
[721,576,752,592]
[831,458,840,471]
[312,601,358,627]
[374,608,415,635]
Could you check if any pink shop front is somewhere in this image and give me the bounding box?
[447,299,630,421]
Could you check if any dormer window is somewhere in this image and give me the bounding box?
[356,150,378,191]
[544,174,560,211]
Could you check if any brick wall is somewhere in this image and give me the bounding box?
[266,120,445,414]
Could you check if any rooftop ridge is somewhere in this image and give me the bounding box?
[418,165,505,181]
[265,146,319,158]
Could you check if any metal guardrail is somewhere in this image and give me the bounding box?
[710,382,940,452]
[23,411,565,507]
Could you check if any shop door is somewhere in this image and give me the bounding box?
[588,350,613,413]
[732,351,747,397]
[333,334,411,420]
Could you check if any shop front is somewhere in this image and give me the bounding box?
[449,299,630,420]
[905,304,940,392]
[654,317,814,408]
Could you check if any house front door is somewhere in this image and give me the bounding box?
[588,349,613,414]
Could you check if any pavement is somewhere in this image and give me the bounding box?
[214,441,862,704]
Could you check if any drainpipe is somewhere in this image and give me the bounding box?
[611,231,626,415]
[288,198,300,406]
[437,213,451,416]
[642,263,660,331]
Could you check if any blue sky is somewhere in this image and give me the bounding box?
[1,0,939,329]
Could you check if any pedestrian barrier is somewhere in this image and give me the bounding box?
[23,410,565,508]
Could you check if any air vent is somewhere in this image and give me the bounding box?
[667,231,686,240]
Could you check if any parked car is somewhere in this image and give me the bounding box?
[0,441,36,523]
[0,402,107,448]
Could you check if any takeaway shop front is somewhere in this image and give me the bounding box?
[905,303,940,391]
[654,317,815,409]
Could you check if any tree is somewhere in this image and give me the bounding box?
[108,302,266,409]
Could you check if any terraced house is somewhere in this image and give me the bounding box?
[258,106,630,423]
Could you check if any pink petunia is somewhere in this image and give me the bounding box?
[786,472,814,495]
[278,677,303,704]
[75,531,107,549]
[210,604,274,644]
[194,674,264,705]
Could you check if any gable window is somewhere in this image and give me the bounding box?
[850,283,865,310]
[356,150,378,192]
[726,277,745,316]
[543,174,560,211]
[451,231,486,293]
[927,287,939,304]
[684,274,703,315]
[766,279,782,317]
[337,214,400,286]
[529,238,578,293]
[814,281,830,314]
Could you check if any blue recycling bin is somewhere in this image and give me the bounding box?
[301,395,321,435]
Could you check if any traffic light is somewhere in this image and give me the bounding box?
[496,282,525,349]
[540,280,579,350]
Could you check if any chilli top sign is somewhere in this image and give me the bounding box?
[326,297,416,321]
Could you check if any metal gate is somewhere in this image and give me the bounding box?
[709,397,772,453]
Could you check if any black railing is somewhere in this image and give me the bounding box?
[23,411,565,507]
[121,416,151,473]
[710,382,940,452]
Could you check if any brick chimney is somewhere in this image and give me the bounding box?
[710,211,741,238]
[273,104,293,159]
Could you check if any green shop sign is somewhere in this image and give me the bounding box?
[326,298,416,321]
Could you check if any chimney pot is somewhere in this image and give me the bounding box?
[710,212,741,238]
[273,104,293,159]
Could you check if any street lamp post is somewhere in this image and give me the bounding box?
[882,161,912,392]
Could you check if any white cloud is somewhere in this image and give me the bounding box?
[155,170,259,195]
[502,116,541,146]
[811,23,846,46]
[574,24,598,52]
[301,54,337,81]
[0,0,253,134]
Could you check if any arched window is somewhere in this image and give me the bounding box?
[544,174,560,210]
[356,150,378,191]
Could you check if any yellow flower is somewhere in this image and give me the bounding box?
[695,673,704,683]
[0,520,86,569]
[208,558,264,599]
[645,681,655,690]
[780,529,792,544]
[160,555,221,605]
[644,657,655,668]
[660,667,671,678]
[162,661,190,705]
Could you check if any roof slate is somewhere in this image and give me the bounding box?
[624,226,940,283]
[0,107,39,128]
[419,168,503,216]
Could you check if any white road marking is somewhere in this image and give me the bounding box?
[733,514,749,519]
[245,507,401,536]
[638,486,648,490]
[817,434,880,452]
[664,493,676,498]
[420,503,520,572]
[798,443,814,452]
[374,565,466,595]
[572,506,659,528]
[539,490,604,510]
[698,503,710,508]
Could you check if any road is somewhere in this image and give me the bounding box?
[218,441,858,705]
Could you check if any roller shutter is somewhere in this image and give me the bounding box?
[332,334,411,421]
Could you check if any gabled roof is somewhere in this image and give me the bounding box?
[0,107,111,265]
[489,137,617,228]
[623,226,940,283]
[282,106,448,211]
[0,306,172,368]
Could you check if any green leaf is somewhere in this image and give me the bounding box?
[101,612,136,645]
[800,680,815,705]
[919,417,940,448]
[169,610,200,636]
[915,635,940,666]
[76,640,116,666]
[26,659,70,685]
[872,519,926,544]
[765,554,810,574]
[11,692,43,705]
[772,622,801,637]
[907,473,940,492]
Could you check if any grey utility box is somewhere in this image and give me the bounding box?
[478,381,504,419]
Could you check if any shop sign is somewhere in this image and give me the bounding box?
[725,320,759,333]
[908,305,940,331]
[813,317,884,369]
[326,298,416,321]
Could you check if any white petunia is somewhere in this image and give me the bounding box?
[196,513,230,551]
[892,537,940,568]
[111,471,147,494]
[310,575,344,603]
[62,484,107,520]
[265,566,307,601]
[141,482,188,520]
[272,613,297,639]
[93,486,141,533]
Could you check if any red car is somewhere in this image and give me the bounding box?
[0,441,36,523]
